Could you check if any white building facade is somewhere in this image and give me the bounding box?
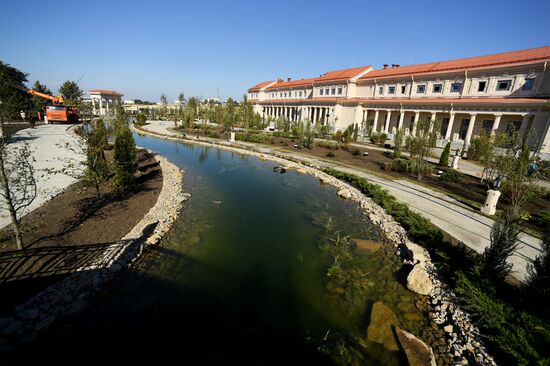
[248,46,550,158]
[89,89,124,116]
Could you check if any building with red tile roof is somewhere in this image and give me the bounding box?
[247,46,550,158]
[89,89,124,116]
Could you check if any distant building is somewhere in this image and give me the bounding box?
[89,89,124,115]
[123,100,135,105]
[248,46,550,158]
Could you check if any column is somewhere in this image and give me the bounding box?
[464,113,477,147]
[411,111,420,136]
[312,108,317,123]
[384,110,392,133]
[99,99,104,115]
[539,114,550,152]
[428,112,436,133]
[518,114,532,140]
[491,114,502,135]
[397,110,405,130]
[444,113,456,140]
[372,109,380,132]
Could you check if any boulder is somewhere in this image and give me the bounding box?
[352,238,381,253]
[367,302,400,351]
[395,328,436,366]
[337,189,352,199]
[404,241,430,265]
[406,265,434,295]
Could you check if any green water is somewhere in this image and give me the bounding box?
[10,134,431,365]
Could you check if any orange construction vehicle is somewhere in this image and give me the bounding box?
[26,89,79,123]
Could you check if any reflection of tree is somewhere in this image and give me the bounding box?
[198,147,208,163]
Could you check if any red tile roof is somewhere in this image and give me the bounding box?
[359,46,550,80]
[265,77,318,90]
[314,65,372,83]
[247,81,275,92]
[351,97,550,106]
[88,89,123,96]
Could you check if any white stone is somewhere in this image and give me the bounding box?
[337,189,352,199]
[407,265,434,295]
[480,190,501,216]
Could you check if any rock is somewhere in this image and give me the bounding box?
[147,233,161,245]
[2,321,23,335]
[395,328,436,366]
[367,302,400,351]
[444,325,453,333]
[406,265,434,295]
[326,282,346,295]
[404,241,431,265]
[352,238,381,253]
[319,177,331,185]
[296,168,307,174]
[337,189,352,199]
[35,316,56,331]
[18,307,39,320]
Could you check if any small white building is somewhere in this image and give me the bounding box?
[89,89,124,116]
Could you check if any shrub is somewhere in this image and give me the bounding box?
[317,140,339,150]
[439,142,451,166]
[440,170,462,183]
[378,133,388,146]
[326,151,336,157]
[393,129,404,159]
[467,137,481,160]
[113,124,137,189]
[351,149,361,156]
[384,158,413,173]
[135,112,147,126]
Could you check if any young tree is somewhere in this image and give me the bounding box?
[302,121,315,149]
[393,128,404,159]
[178,92,186,105]
[160,93,168,105]
[439,141,451,166]
[86,119,109,198]
[135,112,147,126]
[408,118,440,180]
[524,231,550,315]
[58,81,83,102]
[477,206,521,281]
[113,107,136,189]
[352,123,359,142]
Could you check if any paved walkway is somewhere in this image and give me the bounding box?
[0,125,85,230]
[138,121,542,281]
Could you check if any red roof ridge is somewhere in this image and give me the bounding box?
[88,89,123,96]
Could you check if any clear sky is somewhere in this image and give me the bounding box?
[1,0,549,102]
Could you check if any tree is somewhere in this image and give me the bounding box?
[0,122,36,250]
[58,81,83,102]
[0,60,30,120]
[160,93,168,105]
[393,128,404,159]
[524,230,550,315]
[408,118,440,180]
[352,123,359,142]
[178,92,186,105]
[86,119,109,198]
[135,112,147,126]
[477,206,521,281]
[302,121,315,149]
[30,80,52,111]
[439,141,451,166]
[113,107,136,188]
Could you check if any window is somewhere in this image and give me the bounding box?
[497,80,512,91]
[325,88,329,95]
[523,78,535,90]
[482,120,493,132]
[432,84,443,93]
[320,89,324,96]
[416,84,426,93]
[478,81,487,92]
[401,85,406,94]
[299,91,302,97]
[331,88,336,95]
[337,87,342,95]
[388,86,396,94]
[450,83,461,93]
[379,86,384,94]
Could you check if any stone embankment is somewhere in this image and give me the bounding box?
[134,124,496,366]
[0,155,187,353]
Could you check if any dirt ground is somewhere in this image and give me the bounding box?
[0,149,162,313]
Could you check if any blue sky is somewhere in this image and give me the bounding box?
[1,0,549,102]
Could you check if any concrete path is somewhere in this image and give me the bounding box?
[138,121,542,281]
[0,125,85,230]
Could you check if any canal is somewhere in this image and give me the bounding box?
[12,133,430,365]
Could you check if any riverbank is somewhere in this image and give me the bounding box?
[132,122,496,365]
[0,150,187,353]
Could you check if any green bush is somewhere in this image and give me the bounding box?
[440,170,462,183]
[317,140,339,150]
[439,142,451,166]
[135,112,147,126]
[326,151,336,157]
[235,132,273,144]
[378,133,388,146]
[384,158,413,173]
[351,148,361,156]
[467,137,481,160]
